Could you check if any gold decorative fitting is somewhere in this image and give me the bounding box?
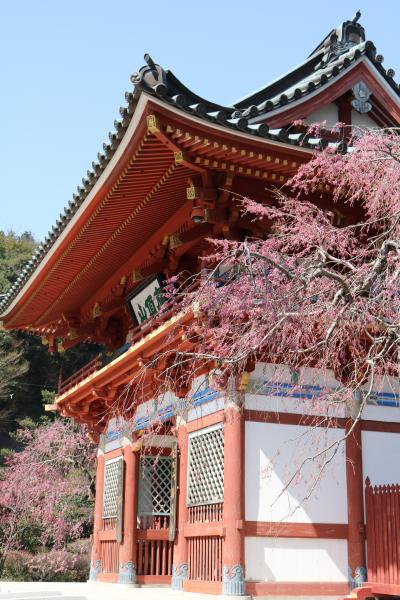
[186,185,198,200]
[120,275,127,286]
[146,114,159,133]
[169,235,182,250]
[132,438,143,452]
[57,340,65,353]
[174,150,184,165]
[41,336,48,345]
[132,270,143,282]
[92,302,102,318]
[239,371,251,391]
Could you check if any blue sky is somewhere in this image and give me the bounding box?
[0,0,398,240]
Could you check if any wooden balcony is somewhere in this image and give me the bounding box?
[53,303,192,432]
[58,353,103,395]
[57,305,178,396]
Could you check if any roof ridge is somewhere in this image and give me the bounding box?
[1,22,399,317]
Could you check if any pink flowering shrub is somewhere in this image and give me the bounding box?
[3,546,90,582]
[0,418,95,577]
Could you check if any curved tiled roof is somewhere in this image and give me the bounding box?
[236,41,396,115]
[1,12,398,317]
[234,11,399,112]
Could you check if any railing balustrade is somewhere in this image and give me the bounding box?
[57,304,178,396]
[58,353,102,395]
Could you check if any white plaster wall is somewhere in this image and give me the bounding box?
[245,363,345,418]
[362,404,400,422]
[187,396,224,421]
[351,109,377,129]
[245,537,348,582]
[361,375,400,422]
[245,363,399,419]
[362,430,400,486]
[245,421,347,523]
[306,103,339,127]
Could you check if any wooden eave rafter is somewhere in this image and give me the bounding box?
[253,59,400,128]
[2,96,314,337]
[4,123,194,331]
[77,194,193,324]
[55,310,193,431]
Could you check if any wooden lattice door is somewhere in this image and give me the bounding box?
[186,425,225,584]
[100,457,124,578]
[136,452,175,582]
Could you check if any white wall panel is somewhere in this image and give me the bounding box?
[245,363,346,418]
[245,421,347,523]
[362,430,400,486]
[362,404,400,423]
[351,109,377,128]
[187,397,224,422]
[245,363,399,419]
[245,537,348,582]
[306,103,339,127]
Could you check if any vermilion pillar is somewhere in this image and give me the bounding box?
[89,452,105,581]
[222,401,246,595]
[346,419,367,587]
[171,419,189,590]
[118,444,139,585]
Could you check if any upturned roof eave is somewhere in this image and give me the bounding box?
[0,93,152,324]
[0,94,315,327]
[247,56,400,126]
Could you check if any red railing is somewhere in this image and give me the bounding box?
[365,478,400,584]
[136,515,173,579]
[188,503,223,523]
[57,304,179,396]
[138,515,170,529]
[58,353,102,395]
[187,503,224,583]
[102,517,117,531]
[188,536,222,582]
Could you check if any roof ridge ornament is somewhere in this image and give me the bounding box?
[131,53,168,97]
[316,11,366,70]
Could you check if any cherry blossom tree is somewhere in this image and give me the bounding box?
[125,127,393,410]
[115,126,399,501]
[0,418,96,575]
[175,127,399,403]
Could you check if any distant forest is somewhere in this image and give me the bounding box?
[0,230,98,453]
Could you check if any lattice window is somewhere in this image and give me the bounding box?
[103,457,123,519]
[187,424,224,506]
[138,456,172,517]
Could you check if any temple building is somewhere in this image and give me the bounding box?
[2,13,400,598]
